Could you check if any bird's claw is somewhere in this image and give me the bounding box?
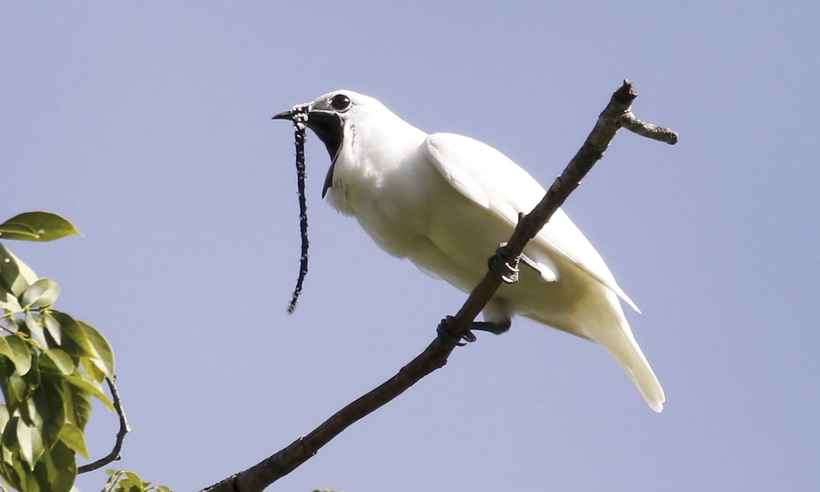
[488,244,520,284]
[436,316,477,346]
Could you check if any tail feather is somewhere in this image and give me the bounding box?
[575,290,666,412]
[606,333,666,412]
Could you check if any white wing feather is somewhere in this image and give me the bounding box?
[424,133,640,313]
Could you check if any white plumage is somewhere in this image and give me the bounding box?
[298,89,665,412]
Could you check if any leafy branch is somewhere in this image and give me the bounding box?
[102,469,171,492]
[0,212,125,492]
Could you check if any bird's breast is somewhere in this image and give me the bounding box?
[327,141,439,258]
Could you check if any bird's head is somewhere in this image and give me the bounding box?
[274,90,386,196]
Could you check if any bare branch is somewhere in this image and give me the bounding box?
[620,110,678,144]
[203,80,677,492]
[78,376,131,474]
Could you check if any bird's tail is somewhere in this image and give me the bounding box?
[579,291,666,412]
[604,328,666,413]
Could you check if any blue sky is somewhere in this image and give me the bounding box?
[3,1,818,490]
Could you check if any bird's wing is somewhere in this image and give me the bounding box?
[423,133,640,313]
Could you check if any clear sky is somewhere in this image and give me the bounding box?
[3,1,818,491]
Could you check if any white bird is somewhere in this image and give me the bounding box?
[274,90,665,412]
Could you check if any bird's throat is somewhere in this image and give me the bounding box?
[305,111,343,197]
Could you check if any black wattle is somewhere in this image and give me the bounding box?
[306,111,343,197]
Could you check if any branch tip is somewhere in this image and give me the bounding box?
[620,112,679,145]
[613,80,637,105]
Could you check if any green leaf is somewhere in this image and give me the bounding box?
[21,351,41,393]
[77,320,114,378]
[2,416,19,451]
[1,418,24,487]
[0,337,24,377]
[0,337,12,363]
[1,446,13,467]
[11,354,41,415]
[62,382,92,431]
[103,469,171,492]
[0,212,80,243]
[56,313,114,378]
[42,312,62,346]
[0,356,36,415]
[57,422,87,459]
[50,312,84,358]
[19,398,40,428]
[43,348,75,376]
[4,335,32,375]
[21,279,60,310]
[34,440,76,492]
[80,357,106,383]
[104,470,149,492]
[54,313,92,356]
[33,377,67,453]
[0,290,22,314]
[4,373,29,409]
[65,375,114,412]
[16,418,45,470]
[0,405,9,436]
[0,245,38,297]
[24,313,49,349]
[0,459,23,491]
[11,458,32,492]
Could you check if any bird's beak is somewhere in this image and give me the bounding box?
[272,104,310,121]
[272,102,343,199]
[272,109,295,120]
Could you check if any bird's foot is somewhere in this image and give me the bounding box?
[488,244,520,284]
[471,319,511,335]
[437,316,475,346]
[436,316,511,346]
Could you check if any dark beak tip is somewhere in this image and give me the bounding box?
[272,110,295,121]
[274,104,311,121]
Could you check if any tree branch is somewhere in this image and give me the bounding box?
[620,110,678,144]
[77,376,131,474]
[203,80,677,492]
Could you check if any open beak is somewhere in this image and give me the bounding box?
[272,104,309,121]
[272,109,296,120]
[272,103,343,199]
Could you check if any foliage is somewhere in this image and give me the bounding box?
[102,469,171,492]
[0,212,115,491]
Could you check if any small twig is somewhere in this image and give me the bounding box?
[77,376,131,474]
[203,80,677,492]
[620,111,678,144]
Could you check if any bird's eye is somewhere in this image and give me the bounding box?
[330,94,351,112]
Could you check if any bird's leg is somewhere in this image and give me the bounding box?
[488,213,525,284]
[488,243,520,284]
[439,246,518,345]
[470,318,511,335]
[436,316,511,346]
